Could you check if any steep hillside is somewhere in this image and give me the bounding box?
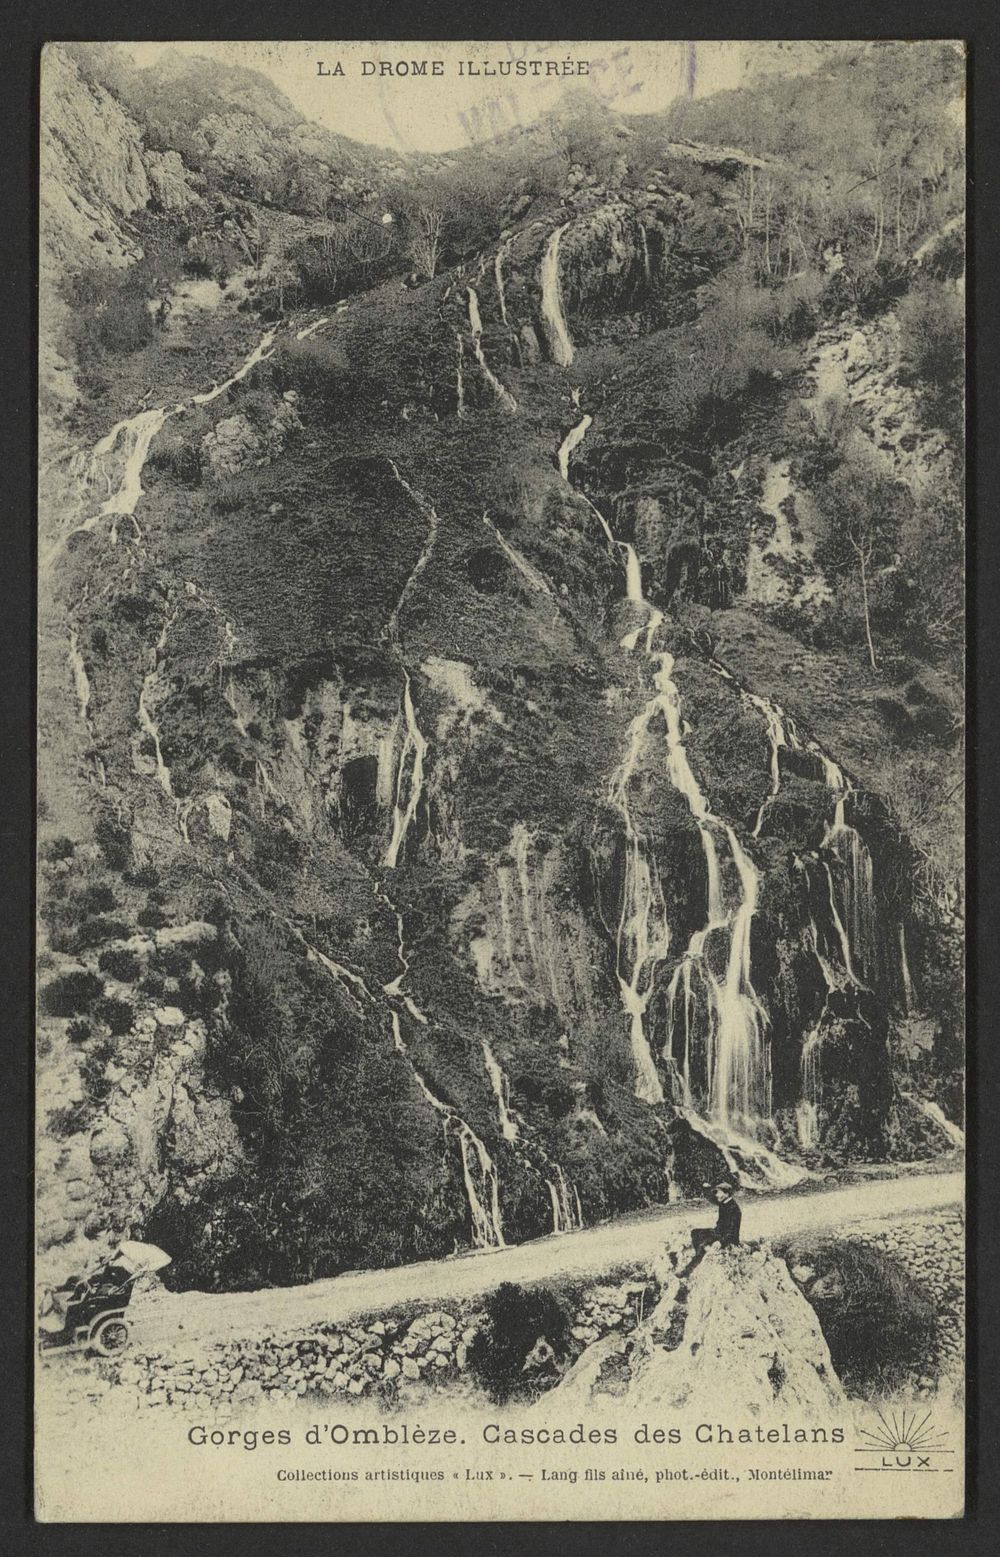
[37,43,964,1295]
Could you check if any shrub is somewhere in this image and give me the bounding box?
[775,1235,937,1395]
[66,1018,92,1044]
[64,262,158,358]
[73,916,131,951]
[72,883,117,916]
[467,1282,569,1404]
[81,1039,117,1102]
[125,865,160,890]
[138,902,169,929]
[40,837,75,863]
[47,1101,91,1139]
[897,279,964,443]
[39,972,104,1018]
[94,815,132,871]
[92,996,135,1036]
[98,947,142,982]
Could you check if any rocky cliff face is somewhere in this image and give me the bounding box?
[40,47,152,278]
[37,48,963,1293]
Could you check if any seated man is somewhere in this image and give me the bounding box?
[686,1182,742,1268]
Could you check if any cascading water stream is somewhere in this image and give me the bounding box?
[607,699,671,1106]
[391,1013,505,1249]
[654,656,771,1130]
[548,1166,584,1234]
[482,512,555,600]
[899,924,916,1012]
[384,673,427,869]
[816,751,877,986]
[481,1039,519,1143]
[67,630,92,731]
[47,323,283,575]
[494,237,513,327]
[540,224,575,366]
[191,329,277,405]
[455,334,465,417]
[556,415,805,1183]
[93,408,174,542]
[557,411,592,483]
[467,288,518,412]
[385,461,440,641]
[295,316,330,340]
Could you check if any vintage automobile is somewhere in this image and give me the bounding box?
[38,1240,171,1357]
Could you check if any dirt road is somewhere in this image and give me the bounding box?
[135,1169,963,1350]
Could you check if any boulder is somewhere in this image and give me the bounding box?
[627,1248,846,1414]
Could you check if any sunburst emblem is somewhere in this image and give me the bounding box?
[858,1410,950,1454]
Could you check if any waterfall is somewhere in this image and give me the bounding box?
[455,333,465,417]
[494,237,513,327]
[907,1096,965,1149]
[608,696,670,1105]
[480,1031,584,1237]
[654,655,771,1130]
[816,754,876,985]
[557,411,592,482]
[745,690,806,837]
[552,415,795,1172]
[467,288,518,412]
[192,329,277,405]
[94,408,172,534]
[46,325,279,576]
[481,1039,519,1142]
[67,630,92,730]
[540,224,575,366]
[677,1107,807,1191]
[483,513,555,599]
[899,924,916,1011]
[391,1012,504,1248]
[639,224,651,285]
[796,1025,824,1148]
[547,1165,583,1234]
[386,461,440,641]
[384,672,427,868]
[295,316,329,340]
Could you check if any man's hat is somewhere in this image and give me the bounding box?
[715,1181,735,1194]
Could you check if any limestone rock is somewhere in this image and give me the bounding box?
[202,415,262,479]
[628,1248,846,1415]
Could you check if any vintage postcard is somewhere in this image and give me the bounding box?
[35,39,966,1521]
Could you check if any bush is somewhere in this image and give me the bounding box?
[65,263,158,358]
[775,1235,937,1395]
[39,972,104,1018]
[72,916,131,951]
[92,996,135,1036]
[897,279,964,443]
[66,1018,92,1044]
[71,883,117,916]
[81,1039,117,1101]
[98,947,142,982]
[467,1282,569,1404]
[94,815,132,871]
[47,1101,91,1139]
[40,837,75,862]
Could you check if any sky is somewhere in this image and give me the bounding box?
[123,40,798,154]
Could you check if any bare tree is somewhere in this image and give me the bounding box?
[405,203,448,279]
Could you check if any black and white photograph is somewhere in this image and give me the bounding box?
[34,39,966,1521]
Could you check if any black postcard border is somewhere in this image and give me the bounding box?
[2,2,997,1552]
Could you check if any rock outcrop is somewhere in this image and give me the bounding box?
[40,46,150,277]
[551,1243,846,1416]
